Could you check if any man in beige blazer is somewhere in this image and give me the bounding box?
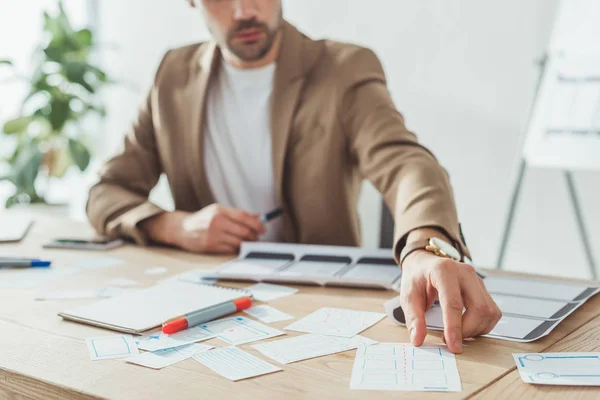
[87,0,500,352]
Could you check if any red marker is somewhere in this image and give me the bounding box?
[162,297,252,335]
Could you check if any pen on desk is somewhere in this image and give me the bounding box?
[0,259,52,268]
[162,297,253,334]
[260,207,284,223]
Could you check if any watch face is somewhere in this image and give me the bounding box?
[430,237,461,261]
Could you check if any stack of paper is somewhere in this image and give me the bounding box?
[127,343,213,370]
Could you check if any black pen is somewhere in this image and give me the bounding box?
[260,207,284,223]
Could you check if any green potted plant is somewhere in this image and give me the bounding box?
[0,1,111,208]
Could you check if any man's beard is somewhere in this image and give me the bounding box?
[225,18,281,62]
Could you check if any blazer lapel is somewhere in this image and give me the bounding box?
[185,42,220,207]
[270,23,323,242]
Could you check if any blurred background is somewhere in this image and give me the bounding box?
[1,0,598,279]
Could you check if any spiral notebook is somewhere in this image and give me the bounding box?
[59,281,249,334]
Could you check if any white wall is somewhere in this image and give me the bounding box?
[7,0,596,279]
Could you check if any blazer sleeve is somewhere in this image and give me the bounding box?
[340,48,471,262]
[86,52,172,245]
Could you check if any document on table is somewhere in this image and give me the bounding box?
[144,267,168,276]
[135,326,217,352]
[350,344,461,392]
[193,346,282,381]
[201,316,285,345]
[126,343,213,370]
[253,334,377,364]
[514,353,600,386]
[247,283,298,302]
[0,267,78,290]
[244,305,294,323]
[285,308,385,338]
[106,278,139,287]
[86,335,139,361]
[36,287,136,301]
[69,257,125,270]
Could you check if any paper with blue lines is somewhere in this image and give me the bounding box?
[85,335,139,361]
[200,316,285,345]
[514,353,600,386]
[350,344,461,392]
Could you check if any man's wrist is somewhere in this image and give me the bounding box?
[140,211,185,246]
[400,227,456,269]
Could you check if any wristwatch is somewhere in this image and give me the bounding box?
[400,237,462,267]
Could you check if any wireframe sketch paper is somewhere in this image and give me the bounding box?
[144,267,168,275]
[135,326,216,352]
[36,287,136,301]
[201,316,285,345]
[86,335,139,361]
[247,283,298,302]
[244,305,294,323]
[285,308,385,338]
[252,334,377,364]
[126,343,213,370]
[514,353,600,386]
[350,344,461,392]
[193,346,282,381]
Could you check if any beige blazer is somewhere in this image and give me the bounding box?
[87,22,469,260]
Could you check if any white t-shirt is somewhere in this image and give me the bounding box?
[204,60,282,242]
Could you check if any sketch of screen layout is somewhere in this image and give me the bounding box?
[513,353,600,386]
[384,276,599,342]
[205,242,402,290]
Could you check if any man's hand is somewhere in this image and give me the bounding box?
[399,233,501,354]
[141,204,265,254]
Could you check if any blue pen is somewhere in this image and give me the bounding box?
[0,259,51,268]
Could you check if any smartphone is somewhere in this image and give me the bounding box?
[43,237,124,251]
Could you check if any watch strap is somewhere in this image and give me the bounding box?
[399,239,430,267]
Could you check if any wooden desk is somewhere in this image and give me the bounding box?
[1,211,600,400]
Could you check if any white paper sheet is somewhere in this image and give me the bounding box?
[247,282,298,302]
[144,267,168,275]
[350,344,462,392]
[135,326,217,352]
[106,278,139,287]
[285,308,385,338]
[252,334,377,364]
[86,335,139,361]
[244,305,294,323]
[514,353,600,386]
[0,267,79,290]
[200,316,285,345]
[126,343,213,370]
[69,257,125,270]
[176,268,220,285]
[193,346,282,381]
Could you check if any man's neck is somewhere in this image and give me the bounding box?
[222,31,283,69]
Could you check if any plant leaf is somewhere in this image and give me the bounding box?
[5,194,20,209]
[48,98,72,131]
[74,29,93,47]
[68,138,91,171]
[12,144,43,196]
[3,116,32,134]
[0,59,12,65]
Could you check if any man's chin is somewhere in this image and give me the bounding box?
[227,42,272,63]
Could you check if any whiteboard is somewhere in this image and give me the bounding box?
[523,0,600,170]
